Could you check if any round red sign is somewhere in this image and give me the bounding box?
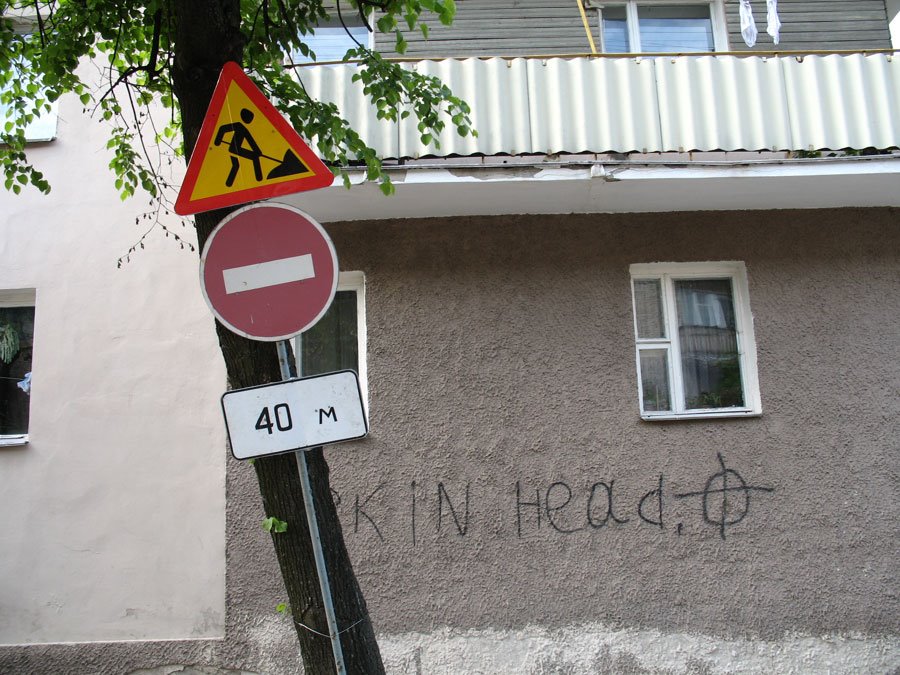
[200,203,338,341]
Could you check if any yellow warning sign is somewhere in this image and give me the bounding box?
[175,62,334,216]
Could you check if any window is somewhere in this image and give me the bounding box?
[0,290,35,444]
[594,1,727,53]
[0,92,57,142]
[630,262,760,419]
[290,14,372,64]
[0,22,58,142]
[293,271,367,405]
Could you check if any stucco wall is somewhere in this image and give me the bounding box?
[316,208,900,640]
[1,208,898,673]
[0,87,227,644]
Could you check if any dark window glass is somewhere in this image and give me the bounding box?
[300,290,358,376]
[0,306,34,435]
[675,279,744,409]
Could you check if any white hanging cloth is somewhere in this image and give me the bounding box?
[741,0,782,47]
[766,0,782,45]
[740,0,758,47]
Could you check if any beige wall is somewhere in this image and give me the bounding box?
[0,85,227,644]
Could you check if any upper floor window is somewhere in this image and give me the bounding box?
[630,262,760,420]
[290,14,372,64]
[0,22,58,142]
[0,290,35,445]
[595,1,727,53]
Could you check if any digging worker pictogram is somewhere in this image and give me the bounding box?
[174,62,335,216]
[214,108,264,187]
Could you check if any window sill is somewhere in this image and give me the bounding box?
[0,435,29,447]
[641,409,761,421]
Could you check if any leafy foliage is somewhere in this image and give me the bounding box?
[262,516,289,533]
[0,323,19,364]
[1,0,474,202]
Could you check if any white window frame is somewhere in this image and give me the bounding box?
[630,262,761,420]
[0,288,36,446]
[594,0,728,53]
[0,14,58,142]
[290,13,374,65]
[293,271,368,415]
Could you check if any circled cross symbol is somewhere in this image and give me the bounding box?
[675,453,775,540]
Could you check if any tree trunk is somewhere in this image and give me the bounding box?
[170,3,384,673]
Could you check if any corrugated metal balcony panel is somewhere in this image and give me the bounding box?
[527,58,661,154]
[781,54,900,151]
[397,58,532,158]
[655,56,792,152]
[299,55,898,160]
[297,64,400,158]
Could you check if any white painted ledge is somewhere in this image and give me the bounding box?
[281,156,900,222]
[379,624,900,674]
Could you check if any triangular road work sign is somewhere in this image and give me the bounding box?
[175,62,334,216]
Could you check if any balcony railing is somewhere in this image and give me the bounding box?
[299,53,900,160]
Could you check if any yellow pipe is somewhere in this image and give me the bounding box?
[576,0,598,55]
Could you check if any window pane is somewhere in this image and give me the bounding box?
[300,291,358,375]
[675,279,744,409]
[602,7,630,53]
[291,25,369,63]
[0,307,34,435]
[640,349,671,412]
[637,5,714,52]
[634,279,666,339]
[1,36,58,141]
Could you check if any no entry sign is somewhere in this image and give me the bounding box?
[200,203,338,341]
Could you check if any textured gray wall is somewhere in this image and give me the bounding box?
[1,207,897,673]
[324,207,899,638]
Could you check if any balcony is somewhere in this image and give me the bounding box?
[290,52,900,220]
[301,52,899,157]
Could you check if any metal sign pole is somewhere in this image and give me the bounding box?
[277,338,347,675]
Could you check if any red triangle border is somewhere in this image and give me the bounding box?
[175,62,334,216]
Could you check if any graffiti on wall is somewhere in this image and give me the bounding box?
[334,453,775,544]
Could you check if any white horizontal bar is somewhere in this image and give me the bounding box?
[223,254,315,294]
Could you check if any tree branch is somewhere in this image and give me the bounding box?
[336,0,365,48]
[32,0,46,48]
[146,9,163,82]
[274,0,301,46]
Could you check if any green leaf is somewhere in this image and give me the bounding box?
[276,603,288,614]
[394,30,408,55]
[1,0,473,206]
[262,517,288,533]
[377,15,396,33]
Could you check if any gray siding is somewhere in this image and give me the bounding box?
[373,0,594,57]
[372,0,892,58]
[725,0,892,51]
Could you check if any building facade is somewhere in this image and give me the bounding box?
[1,1,899,673]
